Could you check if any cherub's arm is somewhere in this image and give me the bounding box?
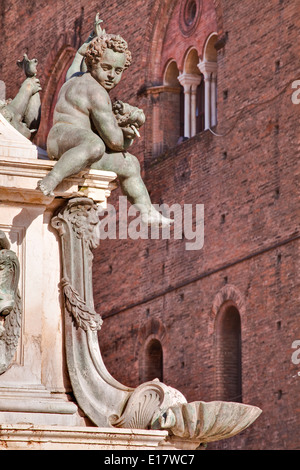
[66,14,103,81]
[112,100,145,144]
[90,94,130,152]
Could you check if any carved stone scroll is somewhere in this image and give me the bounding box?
[51,198,190,429]
[110,380,187,430]
[51,198,133,427]
[0,231,21,375]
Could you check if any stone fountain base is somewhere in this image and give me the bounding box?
[0,119,261,450]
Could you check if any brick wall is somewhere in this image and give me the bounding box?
[92,0,300,450]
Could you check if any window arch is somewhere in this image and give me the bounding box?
[178,48,203,138]
[140,337,163,383]
[159,60,183,148]
[215,301,242,402]
[163,60,180,87]
[198,32,218,129]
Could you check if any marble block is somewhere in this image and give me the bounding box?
[0,137,117,428]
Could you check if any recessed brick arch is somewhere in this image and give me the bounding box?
[211,285,244,402]
[135,317,167,384]
[135,317,166,359]
[214,302,242,402]
[211,284,247,320]
[144,0,178,83]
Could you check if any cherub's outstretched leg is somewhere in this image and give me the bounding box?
[92,151,173,227]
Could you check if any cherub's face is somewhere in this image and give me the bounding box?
[91,48,126,91]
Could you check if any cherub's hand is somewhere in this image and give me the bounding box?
[122,126,136,140]
[128,109,145,128]
[113,101,145,132]
[94,13,104,37]
[80,13,104,55]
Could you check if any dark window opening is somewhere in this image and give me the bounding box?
[216,304,242,402]
[179,85,185,138]
[141,339,163,383]
[196,76,205,133]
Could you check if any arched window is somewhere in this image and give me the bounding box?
[198,33,218,129]
[164,60,180,88]
[178,48,203,138]
[215,302,242,402]
[159,60,183,149]
[140,338,163,383]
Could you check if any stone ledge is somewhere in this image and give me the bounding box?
[0,156,118,205]
[0,424,169,450]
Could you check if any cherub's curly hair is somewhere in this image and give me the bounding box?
[85,34,132,71]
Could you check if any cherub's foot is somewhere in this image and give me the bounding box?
[141,205,174,227]
[37,179,55,197]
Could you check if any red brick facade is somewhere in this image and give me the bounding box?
[1,0,300,450]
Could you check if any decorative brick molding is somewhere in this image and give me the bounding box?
[135,318,166,382]
[135,317,167,360]
[211,285,246,320]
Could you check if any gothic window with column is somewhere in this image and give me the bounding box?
[161,34,218,146]
[198,33,218,130]
[178,48,203,139]
[148,0,218,156]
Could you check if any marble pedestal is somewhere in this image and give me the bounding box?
[0,155,117,427]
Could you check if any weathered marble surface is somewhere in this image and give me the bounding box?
[0,128,117,427]
[0,231,21,375]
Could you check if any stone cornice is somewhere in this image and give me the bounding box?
[143,85,182,96]
[0,156,117,205]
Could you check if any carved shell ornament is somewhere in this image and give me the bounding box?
[155,400,262,443]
